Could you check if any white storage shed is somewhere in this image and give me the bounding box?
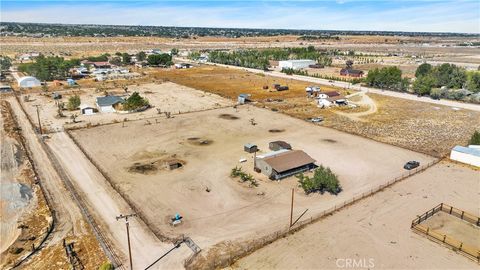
[279,60,316,70]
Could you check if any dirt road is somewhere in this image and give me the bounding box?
[6,97,84,244]
[181,59,480,112]
[47,131,190,269]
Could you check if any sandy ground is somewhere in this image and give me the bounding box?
[19,82,233,132]
[231,161,480,269]
[70,102,434,258]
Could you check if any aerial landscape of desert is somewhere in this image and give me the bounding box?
[1,1,479,270]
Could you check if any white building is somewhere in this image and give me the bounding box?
[96,96,125,113]
[80,104,96,115]
[450,145,480,167]
[17,76,41,88]
[279,60,316,70]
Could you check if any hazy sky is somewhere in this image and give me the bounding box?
[1,1,479,33]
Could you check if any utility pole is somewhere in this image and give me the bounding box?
[116,213,137,270]
[290,188,294,227]
[33,104,42,134]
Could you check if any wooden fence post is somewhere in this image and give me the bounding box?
[426,227,429,235]
[459,242,463,251]
[450,206,453,214]
[442,235,446,243]
[461,211,464,220]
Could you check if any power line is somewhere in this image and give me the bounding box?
[116,213,137,270]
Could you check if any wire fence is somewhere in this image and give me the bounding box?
[185,158,441,269]
[411,203,480,263]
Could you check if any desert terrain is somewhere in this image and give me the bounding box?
[231,161,479,269]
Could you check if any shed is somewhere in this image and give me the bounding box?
[244,143,258,153]
[279,60,316,70]
[269,141,292,151]
[340,68,364,77]
[0,85,12,93]
[255,150,316,180]
[17,76,41,88]
[238,94,251,104]
[96,96,125,113]
[80,104,96,115]
[450,145,480,167]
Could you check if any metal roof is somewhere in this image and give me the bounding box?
[96,96,125,107]
[452,146,480,157]
[261,150,316,173]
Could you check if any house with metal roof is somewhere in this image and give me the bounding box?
[255,150,316,180]
[96,96,125,113]
[450,145,480,167]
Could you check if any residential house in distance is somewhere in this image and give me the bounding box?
[255,149,316,180]
[340,68,364,77]
[317,91,348,107]
[96,96,125,113]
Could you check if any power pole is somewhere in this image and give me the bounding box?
[290,188,294,227]
[116,213,137,270]
[33,104,42,134]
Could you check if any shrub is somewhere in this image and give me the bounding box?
[230,166,258,187]
[99,262,114,270]
[470,130,480,145]
[66,95,80,111]
[296,165,341,195]
[123,92,149,111]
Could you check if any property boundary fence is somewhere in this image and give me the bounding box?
[11,95,124,269]
[411,203,480,263]
[185,158,441,269]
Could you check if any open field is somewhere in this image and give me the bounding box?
[70,94,434,262]
[230,161,480,269]
[19,82,233,131]
[152,66,480,157]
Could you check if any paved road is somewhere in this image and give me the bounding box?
[47,131,190,269]
[178,59,480,112]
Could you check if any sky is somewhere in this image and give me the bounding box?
[1,1,479,33]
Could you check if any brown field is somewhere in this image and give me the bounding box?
[230,161,480,270]
[151,66,480,157]
[69,84,435,264]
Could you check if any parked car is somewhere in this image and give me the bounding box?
[404,161,420,170]
[308,117,324,123]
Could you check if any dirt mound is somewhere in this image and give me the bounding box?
[269,129,285,133]
[128,162,158,174]
[188,138,214,146]
[322,139,337,143]
[219,114,239,120]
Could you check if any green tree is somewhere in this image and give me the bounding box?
[147,54,172,66]
[67,95,80,111]
[109,57,122,66]
[467,72,480,93]
[415,63,432,77]
[296,165,341,195]
[17,55,78,81]
[170,48,179,56]
[469,130,480,145]
[0,56,12,71]
[98,262,114,270]
[365,66,407,91]
[121,53,131,64]
[413,75,435,95]
[123,92,149,111]
[136,51,146,61]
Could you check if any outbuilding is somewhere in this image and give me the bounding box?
[238,94,251,104]
[80,104,96,115]
[269,141,292,151]
[0,85,12,93]
[244,143,258,153]
[17,76,41,88]
[255,150,316,180]
[340,68,364,77]
[279,60,316,70]
[450,145,480,167]
[96,96,125,113]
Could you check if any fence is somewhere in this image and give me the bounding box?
[411,203,480,263]
[185,158,441,269]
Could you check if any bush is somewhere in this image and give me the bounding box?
[470,130,480,145]
[296,165,341,195]
[67,95,80,111]
[123,92,149,111]
[98,262,114,270]
[230,166,258,187]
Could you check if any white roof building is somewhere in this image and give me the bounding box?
[17,76,41,88]
[450,145,480,167]
[279,60,316,70]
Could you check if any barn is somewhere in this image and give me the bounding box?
[450,145,480,167]
[255,150,316,180]
[17,76,41,88]
[279,60,316,70]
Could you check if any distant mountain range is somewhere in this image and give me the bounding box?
[1,22,477,38]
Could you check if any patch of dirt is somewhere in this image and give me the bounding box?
[219,114,240,120]
[128,162,158,174]
[268,129,285,133]
[187,138,214,146]
[128,156,186,174]
[322,139,337,143]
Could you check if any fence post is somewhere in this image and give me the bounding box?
[442,235,446,243]
[459,242,463,251]
[450,206,453,214]
[461,211,464,220]
[440,203,443,211]
[426,227,429,235]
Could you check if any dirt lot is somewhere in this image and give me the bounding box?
[19,82,233,131]
[422,212,480,249]
[70,99,434,256]
[152,66,480,157]
[231,161,480,269]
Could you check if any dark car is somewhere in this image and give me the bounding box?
[404,161,420,170]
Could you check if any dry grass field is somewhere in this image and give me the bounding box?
[230,161,480,270]
[151,66,480,157]
[69,84,434,261]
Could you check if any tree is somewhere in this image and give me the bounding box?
[136,51,146,62]
[17,55,79,81]
[415,63,432,78]
[123,92,149,111]
[296,165,341,195]
[317,55,332,66]
[469,130,480,145]
[170,48,179,56]
[121,53,131,65]
[67,95,80,111]
[413,75,435,95]
[345,60,354,69]
[365,66,406,91]
[467,72,480,93]
[109,57,122,66]
[0,56,12,71]
[147,54,172,66]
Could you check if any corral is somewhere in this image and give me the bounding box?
[68,85,435,258]
[231,162,480,269]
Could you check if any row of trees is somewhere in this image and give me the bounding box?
[18,55,80,81]
[413,63,480,95]
[365,66,408,91]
